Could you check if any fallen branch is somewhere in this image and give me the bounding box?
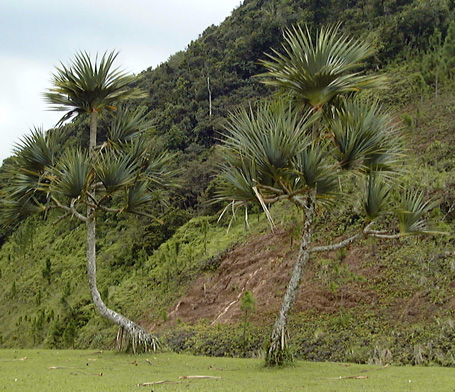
[71,371,103,376]
[323,364,390,380]
[138,375,222,386]
[179,375,222,380]
[48,366,74,370]
[324,375,368,380]
[138,381,181,386]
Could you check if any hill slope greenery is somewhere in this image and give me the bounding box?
[1,0,455,365]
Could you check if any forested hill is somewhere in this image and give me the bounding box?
[0,0,455,362]
[138,0,451,151]
[133,0,453,212]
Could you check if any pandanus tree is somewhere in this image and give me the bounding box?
[0,51,173,351]
[217,25,441,366]
[258,23,385,112]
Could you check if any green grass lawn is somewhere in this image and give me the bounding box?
[1,350,455,391]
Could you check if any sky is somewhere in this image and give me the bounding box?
[0,0,243,164]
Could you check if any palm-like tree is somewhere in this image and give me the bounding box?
[44,51,146,152]
[219,99,437,366]
[2,51,172,351]
[219,26,439,366]
[258,24,384,111]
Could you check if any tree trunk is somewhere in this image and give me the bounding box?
[207,75,212,118]
[86,216,159,352]
[85,110,159,352]
[89,110,97,155]
[266,190,316,366]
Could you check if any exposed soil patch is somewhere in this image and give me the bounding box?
[157,227,422,329]
[152,218,452,337]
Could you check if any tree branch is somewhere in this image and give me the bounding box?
[70,198,88,222]
[277,178,291,195]
[86,191,98,205]
[365,232,401,239]
[51,197,87,222]
[98,205,124,214]
[257,184,285,195]
[311,222,375,253]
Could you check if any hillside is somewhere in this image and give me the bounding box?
[0,0,455,366]
[157,92,455,364]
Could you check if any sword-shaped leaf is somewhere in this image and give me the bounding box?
[258,24,384,110]
[330,99,403,173]
[13,127,59,173]
[93,151,136,195]
[44,51,146,123]
[293,142,338,196]
[222,100,314,183]
[51,149,91,198]
[396,190,441,235]
[125,181,155,213]
[108,105,154,143]
[361,173,391,220]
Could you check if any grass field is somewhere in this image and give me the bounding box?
[1,350,455,392]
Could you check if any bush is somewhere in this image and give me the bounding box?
[160,323,266,358]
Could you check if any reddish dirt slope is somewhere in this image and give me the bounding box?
[160,227,384,328]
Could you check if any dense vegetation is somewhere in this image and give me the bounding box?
[1,0,455,366]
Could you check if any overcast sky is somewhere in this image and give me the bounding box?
[0,0,242,164]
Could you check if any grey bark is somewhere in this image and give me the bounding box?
[266,190,316,366]
[85,110,159,352]
[207,76,212,118]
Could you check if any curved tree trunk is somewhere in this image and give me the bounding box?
[266,190,316,366]
[86,217,159,352]
[85,110,159,352]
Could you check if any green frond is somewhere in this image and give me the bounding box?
[330,99,404,172]
[125,181,156,213]
[13,127,59,173]
[51,149,91,198]
[222,100,314,182]
[396,190,441,235]
[114,137,150,167]
[0,160,49,227]
[144,148,176,187]
[292,143,338,196]
[93,151,137,195]
[0,197,45,228]
[113,136,175,186]
[0,128,62,221]
[216,160,259,203]
[258,24,384,109]
[218,99,341,207]
[107,105,154,142]
[361,173,391,220]
[4,160,44,199]
[44,50,146,123]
